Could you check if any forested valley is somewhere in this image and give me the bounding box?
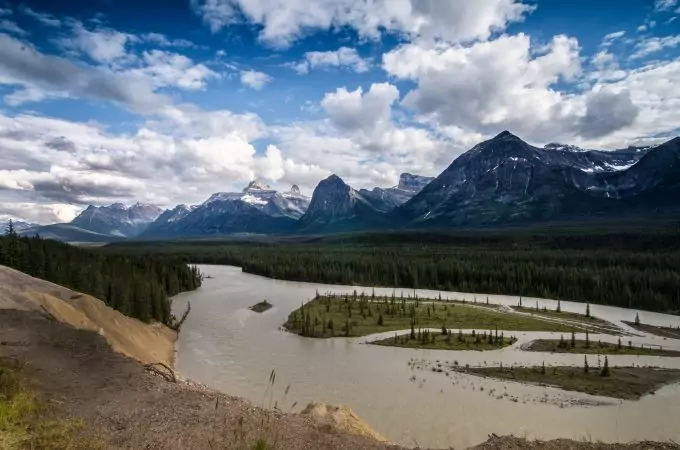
[0,222,202,325]
[106,225,680,314]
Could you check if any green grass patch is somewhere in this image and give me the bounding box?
[513,306,614,328]
[458,365,680,400]
[284,294,580,338]
[0,358,101,450]
[371,329,516,351]
[526,338,680,356]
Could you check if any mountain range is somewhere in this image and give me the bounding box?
[18,131,679,241]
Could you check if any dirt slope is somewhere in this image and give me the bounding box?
[0,265,175,366]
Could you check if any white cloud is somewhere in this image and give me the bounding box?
[127,50,218,90]
[383,34,584,142]
[0,33,170,114]
[654,0,678,11]
[141,32,198,48]
[19,6,61,27]
[0,203,81,224]
[321,83,399,134]
[192,0,534,47]
[0,19,28,36]
[240,70,272,90]
[57,23,134,65]
[290,47,370,74]
[601,30,625,47]
[631,34,680,59]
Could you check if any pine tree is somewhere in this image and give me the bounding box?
[377,313,384,326]
[556,300,561,313]
[635,312,640,325]
[617,337,622,350]
[586,303,591,318]
[571,331,576,349]
[559,334,565,349]
[601,356,610,377]
[585,329,590,349]
[541,361,546,375]
[584,355,589,374]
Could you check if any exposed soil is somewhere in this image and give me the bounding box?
[0,266,175,366]
[0,309,401,450]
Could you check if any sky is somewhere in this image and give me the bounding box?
[0,0,679,224]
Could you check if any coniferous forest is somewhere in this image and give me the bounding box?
[106,224,680,315]
[0,221,202,325]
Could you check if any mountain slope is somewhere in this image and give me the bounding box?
[18,223,126,242]
[359,173,434,211]
[297,175,388,233]
[140,181,310,238]
[70,203,162,237]
[397,131,677,227]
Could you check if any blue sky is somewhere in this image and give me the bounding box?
[0,0,679,223]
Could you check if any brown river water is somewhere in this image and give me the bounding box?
[172,265,680,448]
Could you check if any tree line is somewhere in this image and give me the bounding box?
[104,227,680,314]
[0,221,202,325]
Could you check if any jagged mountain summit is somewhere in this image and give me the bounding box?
[69,202,162,237]
[297,175,389,233]
[359,173,434,211]
[140,181,311,238]
[397,131,676,227]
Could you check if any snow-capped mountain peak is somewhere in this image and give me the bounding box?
[70,202,162,237]
[544,142,587,152]
[244,179,271,192]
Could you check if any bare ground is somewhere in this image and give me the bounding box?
[0,309,402,450]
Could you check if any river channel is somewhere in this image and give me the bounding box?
[172,265,680,448]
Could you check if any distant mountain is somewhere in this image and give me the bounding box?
[18,223,126,243]
[1,219,39,232]
[360,173,434,211]
[396,131,676,227]
[70,203,162,237]
[140,181,311,238]
[297,175,388,233]
[140,204,196,237]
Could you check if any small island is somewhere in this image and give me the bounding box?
[250,300,273,313]
[372,329,516,351]
[283,292,606,340]
[526,337,680,357]
[452,365,680,400]
[623,320,680,339]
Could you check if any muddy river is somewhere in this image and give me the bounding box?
[172,265,680,448]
